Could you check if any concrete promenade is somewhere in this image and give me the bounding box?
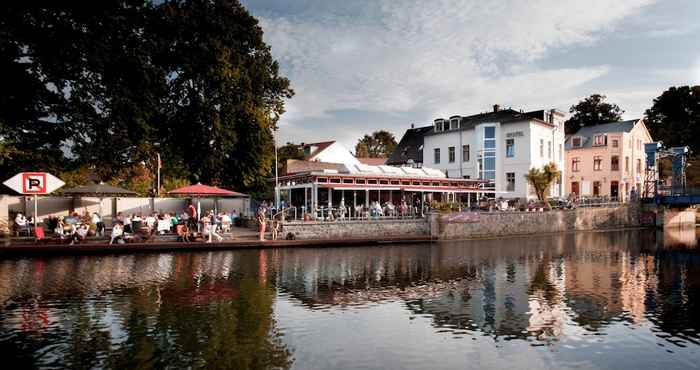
[0,236,434,256]
[0,205,647,256]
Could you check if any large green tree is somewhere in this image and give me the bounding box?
[565,94,624,134]
[645,85,700,152]
[354,130,397,158]
[0,1,293,193]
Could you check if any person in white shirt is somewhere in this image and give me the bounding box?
[145,213,157,230]
[110,223,124,244]
[220,212,232,233]
[157,216,171,234]
[15,213,26,226]
[91,212,104,237]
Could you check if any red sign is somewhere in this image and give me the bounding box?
[22,173,47,194]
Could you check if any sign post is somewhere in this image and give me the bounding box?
[3,172,65,237]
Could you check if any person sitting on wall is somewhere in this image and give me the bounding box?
[54,217,67,242]
[71,224,89,245]
[271,217,280,240]
[176,223,191,242]
[110,223,125,244]
[14,212,28,236]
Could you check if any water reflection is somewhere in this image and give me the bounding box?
[0,229,699,369]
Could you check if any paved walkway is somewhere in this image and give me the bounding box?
[0,235,433,256]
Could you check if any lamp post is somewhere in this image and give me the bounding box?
[274,127,280,210]
[156,152,161,197]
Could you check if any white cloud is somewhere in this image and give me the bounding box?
[257,0,657,142]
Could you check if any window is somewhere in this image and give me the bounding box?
[434,148,441,164]
[625,156,629,173]
[593,135,606,146]
[548,141,552,159]
[636,159,642,173]
[558,144,563,161]
[506,172,515,191]
[484,126,496,149]
[506,139,514,157]
[611,156,619,171]
[572,137,582,148]
[450,118,460,130]
[462,145,469,162]
[540,139,544,157]
[593,156,602,171]
[612,139,619,148]
[448,146,455,163]
[572,157,581,172]
[593,181,601,196]
[434,119,443,132]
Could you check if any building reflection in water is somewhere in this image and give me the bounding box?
[0,228,698,368]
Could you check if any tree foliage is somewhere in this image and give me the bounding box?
[645,85,700,152]
[565,94,623,134]
[354,130,397,158]
[277,142,304,167]
[0,1,293,194]
[525,162,561,205]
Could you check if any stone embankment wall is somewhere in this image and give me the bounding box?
[435,204,641,240]
[282,219,429,240]
[282,205,641,241]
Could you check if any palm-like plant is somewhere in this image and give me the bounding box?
[525,162,561,208]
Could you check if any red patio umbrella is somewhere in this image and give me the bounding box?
[168,183,248,219]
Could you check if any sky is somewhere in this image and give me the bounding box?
[241,0,700,152]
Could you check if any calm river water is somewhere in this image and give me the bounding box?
[1,229,699,370]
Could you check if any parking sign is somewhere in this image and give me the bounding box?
[4,172,64,195]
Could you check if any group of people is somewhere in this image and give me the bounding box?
[108,206,241,244]
[299,197,426,221]
[49,211,105,244]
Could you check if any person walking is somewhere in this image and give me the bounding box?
[91,212,104,237]
[207,211,223,242]
[257,205,268,241]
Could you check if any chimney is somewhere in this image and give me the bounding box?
[493,104,501,113]
[411,123,415,129]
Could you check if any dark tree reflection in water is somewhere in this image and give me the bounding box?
[0,229,699,370]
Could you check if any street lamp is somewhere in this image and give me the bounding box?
[273,127,280,210]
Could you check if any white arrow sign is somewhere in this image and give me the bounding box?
[3,172,65,195]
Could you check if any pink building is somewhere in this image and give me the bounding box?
[564,119,653,200]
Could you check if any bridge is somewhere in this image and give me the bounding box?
[647,187,700,206]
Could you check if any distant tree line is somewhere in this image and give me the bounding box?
[0,1,293,196]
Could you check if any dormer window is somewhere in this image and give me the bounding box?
[434,119,444,132]
[593,134,607,147]
[572,137,582,148]
[450,116,461,130]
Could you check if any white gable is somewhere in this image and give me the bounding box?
[310,142,360,167]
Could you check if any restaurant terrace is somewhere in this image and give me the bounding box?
[275,163,491,219]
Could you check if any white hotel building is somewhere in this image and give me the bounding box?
[391,105,566,200]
